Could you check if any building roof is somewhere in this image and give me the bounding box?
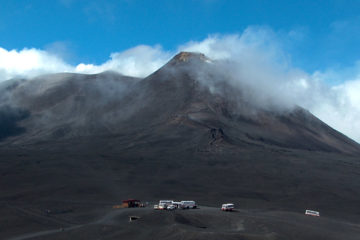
[122,199,140,203]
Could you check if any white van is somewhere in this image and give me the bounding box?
[159,200,173,208]
[180,201,197,209]
[158,203,167,210]
[221,203,234,211]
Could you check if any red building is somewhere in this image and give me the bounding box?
[122,199,141,208]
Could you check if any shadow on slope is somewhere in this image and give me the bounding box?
[0,106,30,141]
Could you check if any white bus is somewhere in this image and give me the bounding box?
[180,201,197,209]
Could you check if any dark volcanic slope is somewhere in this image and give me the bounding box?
[1,52,360,239]
[1,52,359,154]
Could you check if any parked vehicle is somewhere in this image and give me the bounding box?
[181,201,197,209]
[171,201,182,209]
[159,200,173,208]
[167,204,176,210]
[153,205,159,210]
[221,203,234,211]
[305,209,320,217]
[158,203,167,210]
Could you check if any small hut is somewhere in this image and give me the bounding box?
[122,199,141,208]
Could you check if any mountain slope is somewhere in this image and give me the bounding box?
[2,52,358,153]
[1,52,360,240]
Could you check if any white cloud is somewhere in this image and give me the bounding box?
[311,77,360,142]
[75,45,171,77]
[177,29,360,142]
[0,45,171,81]
[178,29,304,110]
[0,47,73,81]
[1,28,360,142]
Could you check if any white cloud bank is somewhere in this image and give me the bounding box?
[0,44,171,81]
[176,31,360,143]
[0,47,73,81]
[75,45,171,77]
[1,27,360,142]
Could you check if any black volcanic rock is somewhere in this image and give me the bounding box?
[1,52,360,239]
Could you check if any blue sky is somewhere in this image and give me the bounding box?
[1,0,360,142]
[1,0,360,72]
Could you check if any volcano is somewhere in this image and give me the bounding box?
[1,52,360,240]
